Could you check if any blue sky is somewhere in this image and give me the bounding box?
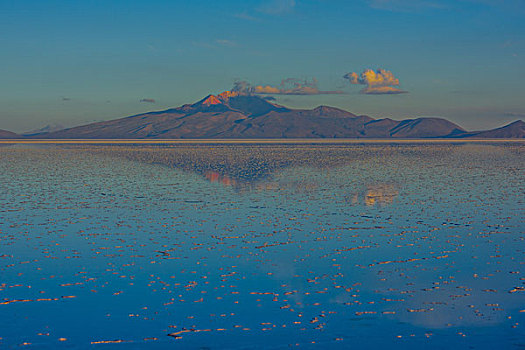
[1,0,524,132]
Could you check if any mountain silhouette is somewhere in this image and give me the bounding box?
[2,91,523,139]
[0,129,19,139]
[455,120,525,139]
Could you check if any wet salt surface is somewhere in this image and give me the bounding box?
[0,143,524,349]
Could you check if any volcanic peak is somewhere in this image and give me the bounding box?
[197,91,244,106]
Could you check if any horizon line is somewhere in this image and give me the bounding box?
[2,138,524,144]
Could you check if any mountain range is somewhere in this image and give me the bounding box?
[22,123,66,136]
[0,129,19,139]
[2,91,524,139]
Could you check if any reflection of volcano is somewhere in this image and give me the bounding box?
[204,171,238,186]
[73,144,449,196]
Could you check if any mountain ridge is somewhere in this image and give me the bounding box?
[453,120,525,139]
[1,91,523,139]
[0,129,19,139]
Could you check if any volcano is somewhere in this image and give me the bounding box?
[13,91,523,139]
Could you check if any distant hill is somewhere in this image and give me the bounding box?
[14,91,525,139]
[0,129,19,139]
[362,117,465,138]
[458,120,525,139]
[22,123,66,137]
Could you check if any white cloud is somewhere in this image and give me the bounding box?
[344,68,408,95]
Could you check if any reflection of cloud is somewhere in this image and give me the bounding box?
[364,184,399,206]
[347,184,399,207]
[389,282,522,329]
[344,69,407,95]
[232,78,345,95]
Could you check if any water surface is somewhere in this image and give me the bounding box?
[0,143,523,349]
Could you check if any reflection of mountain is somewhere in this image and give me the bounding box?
[19,90,522,139]
[86,144,309,187]
[72,144,407,202]
[85,144,291,186]
[204,171,238,187]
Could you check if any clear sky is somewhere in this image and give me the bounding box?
[1,0,524,132]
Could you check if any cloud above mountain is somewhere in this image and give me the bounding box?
[344,69,408,95]
[233,78,344,95]
[140,98,156,103]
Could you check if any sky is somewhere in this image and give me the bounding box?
[1,0,525,132]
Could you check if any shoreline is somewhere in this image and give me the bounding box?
[1,138,524,144]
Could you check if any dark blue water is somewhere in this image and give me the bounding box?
[0,143,523,349]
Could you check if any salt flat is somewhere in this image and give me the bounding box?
[0,143,523,349]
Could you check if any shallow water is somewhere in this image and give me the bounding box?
[0,143,523,349]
